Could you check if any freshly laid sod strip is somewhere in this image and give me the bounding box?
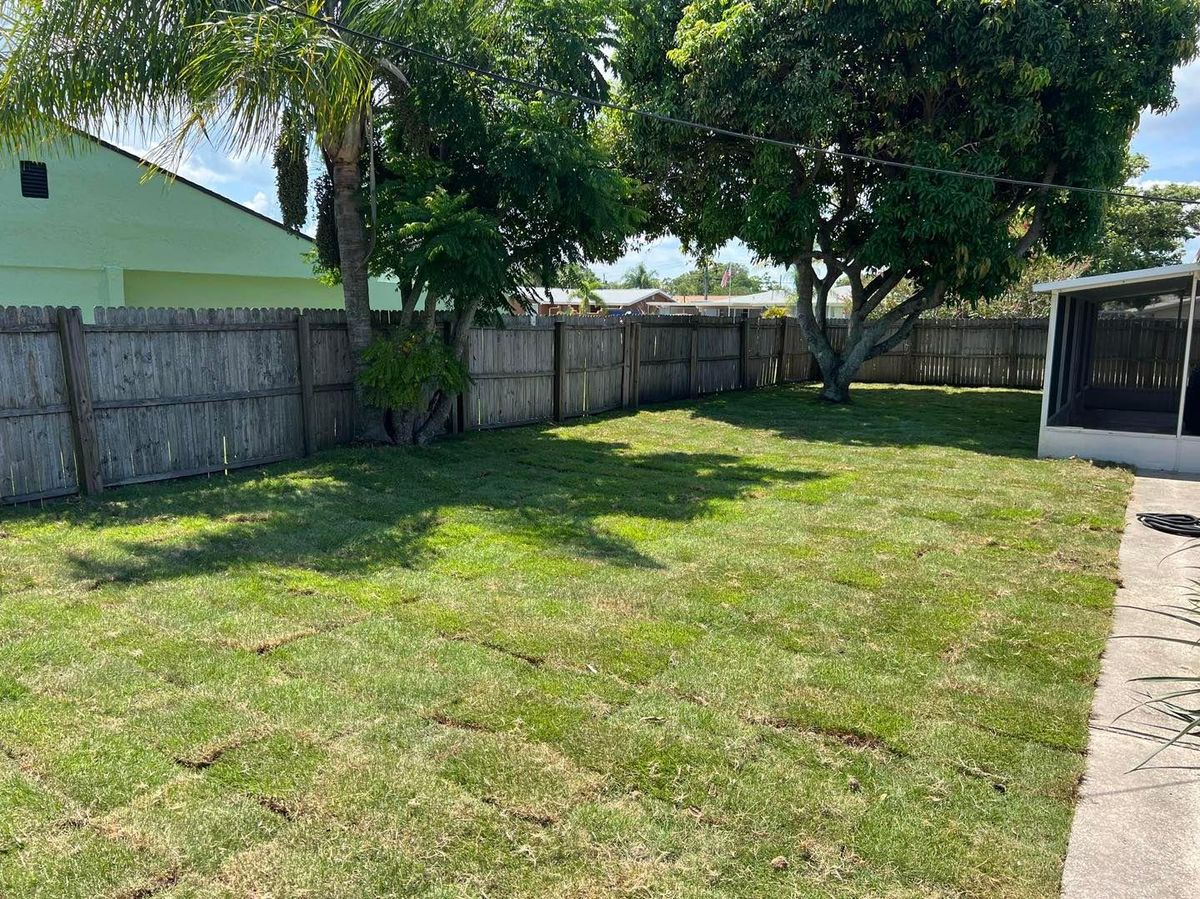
[0,386,1130,898]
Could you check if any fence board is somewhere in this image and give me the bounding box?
[0,307,78,502]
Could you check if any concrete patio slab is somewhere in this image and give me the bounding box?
[1062,472,1200,899]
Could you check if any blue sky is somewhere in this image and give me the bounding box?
[112,60,1200,285]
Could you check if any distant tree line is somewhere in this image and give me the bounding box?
[548,261,787,297]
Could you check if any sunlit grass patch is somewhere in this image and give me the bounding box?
[0,385,1130,898]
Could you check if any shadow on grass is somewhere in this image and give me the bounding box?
[691,385,1042,458]
[40,427,824,585]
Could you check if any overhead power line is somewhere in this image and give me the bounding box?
[278,3,1200,208]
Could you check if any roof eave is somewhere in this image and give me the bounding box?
[1033,262,1200,295]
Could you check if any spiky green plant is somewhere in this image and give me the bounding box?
[1116,545,1200,770]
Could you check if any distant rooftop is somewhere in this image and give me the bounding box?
[673,291,797,306]
[535,288,673,307]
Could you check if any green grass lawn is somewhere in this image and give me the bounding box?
[0,385,1131,898]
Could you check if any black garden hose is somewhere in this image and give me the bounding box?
[1137,513,1200,538]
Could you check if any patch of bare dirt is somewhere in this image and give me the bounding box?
[746,715,902,757]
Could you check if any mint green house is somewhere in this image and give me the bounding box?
[0,134,399,321]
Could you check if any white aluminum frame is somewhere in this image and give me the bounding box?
[1037,271,1200,473]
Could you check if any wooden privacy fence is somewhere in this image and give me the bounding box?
[460,316,810,430]
[824,318,1051,389]
[825,317,1190,391]
[2,306,1183,504]
[0,307,355,504]
[0,308,811,503]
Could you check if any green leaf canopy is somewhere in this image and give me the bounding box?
[366,0,644,320]
[612,0,1200,399]
[614,0,1200,300]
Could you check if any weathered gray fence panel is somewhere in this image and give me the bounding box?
[308,311,355,448]
[87,308,305,486]
[780,318,811,383]
[464,321,555,430]
[0,307,78,502]
[637,321,693,404]
[697,321,741,395]
[748,319,783,388]
[561,319,626,419]
[825,318,1052,389]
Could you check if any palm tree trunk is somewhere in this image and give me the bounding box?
[328,127,389,443]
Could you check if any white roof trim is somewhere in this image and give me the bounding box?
[1033,262,1200,294]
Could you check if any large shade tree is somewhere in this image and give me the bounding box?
[614,0,1200,401]
[335,0,641,443]
[935,154,1200,318]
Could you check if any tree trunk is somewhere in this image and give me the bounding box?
[388,300,482,446]
[818,363,853,403]
[809,324,890,403]
[807,302,930,403]
[328,128,390,444]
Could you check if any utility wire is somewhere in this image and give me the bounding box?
[278,2,1200,208]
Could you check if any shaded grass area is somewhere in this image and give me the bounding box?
[0,385,1131,898]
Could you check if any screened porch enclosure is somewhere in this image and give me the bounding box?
[1037,263,1200,473]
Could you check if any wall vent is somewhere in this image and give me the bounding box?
[20,161,48,199]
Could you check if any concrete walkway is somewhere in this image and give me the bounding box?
[1062,473,1200,899]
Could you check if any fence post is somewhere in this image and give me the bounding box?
[905,323,919,384]
[1008,320,1021,387]
[690,320,701,398]
[778,319,789,385]
[296,313,317,456]
[620,321,631,408]
[56,307,103,495]
[953,321,966,386]
[630,322,642,410]
[740,318,752,389]
[553,319,567,422]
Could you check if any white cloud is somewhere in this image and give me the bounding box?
[1134,179,1200,189]
[177,157,236,185]
[245,191,272,214]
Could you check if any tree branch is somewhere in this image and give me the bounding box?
[376,56,411,90]
[792,251,836,365]
[1013,198,1049,260]
[860,269,906,318]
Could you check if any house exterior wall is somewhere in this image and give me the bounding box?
[0,137,399,320]
[120,270,395,310]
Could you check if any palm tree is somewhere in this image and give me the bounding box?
[620,262,659,290]
[0,0,474,441]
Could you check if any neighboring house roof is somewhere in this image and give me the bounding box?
[537,288,674,307]
[1139,295,1195,316]
[673,291,797,308]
